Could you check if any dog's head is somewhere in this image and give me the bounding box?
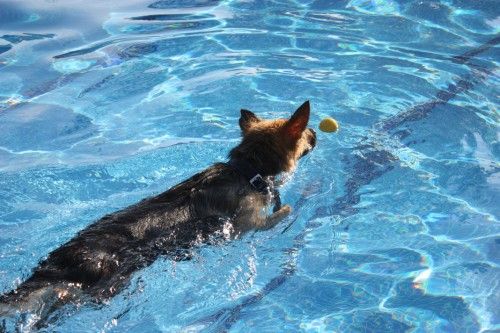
[230,101,316,176]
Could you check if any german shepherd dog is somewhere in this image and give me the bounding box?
[0,101,316,328]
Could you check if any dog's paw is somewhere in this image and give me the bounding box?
[280,204,292,215]
[261,204,293,230]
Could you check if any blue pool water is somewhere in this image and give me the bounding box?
[0,0,499,331]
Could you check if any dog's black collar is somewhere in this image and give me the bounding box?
[227,159,282,212]
[228,159,269,193]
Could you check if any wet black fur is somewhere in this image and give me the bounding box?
[1,163,258,303]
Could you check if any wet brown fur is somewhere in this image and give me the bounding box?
[0,101,316,324]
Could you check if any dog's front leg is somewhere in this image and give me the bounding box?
[259,205,291,230]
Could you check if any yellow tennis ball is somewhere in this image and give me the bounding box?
[319,117,339,132]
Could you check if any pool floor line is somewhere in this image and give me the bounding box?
[189,34,500,331]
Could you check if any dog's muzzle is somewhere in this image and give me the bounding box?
[300,128,316,158]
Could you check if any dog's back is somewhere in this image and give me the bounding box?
[0,163,248,326]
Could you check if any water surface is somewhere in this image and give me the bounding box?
[0,0,499,332]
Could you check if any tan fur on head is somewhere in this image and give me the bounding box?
[230,101,316,176]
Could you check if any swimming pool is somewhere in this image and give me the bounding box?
[0,0,498,331]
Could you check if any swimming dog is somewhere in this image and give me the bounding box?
[0,101,316,327]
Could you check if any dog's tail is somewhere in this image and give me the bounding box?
[0,278,81,331]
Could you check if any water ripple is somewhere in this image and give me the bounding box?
[0,0,499,331]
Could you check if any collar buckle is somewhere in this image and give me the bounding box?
[249,174,268,193]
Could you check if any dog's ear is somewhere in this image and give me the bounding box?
[239,109,260,132]
[284,101,310,140]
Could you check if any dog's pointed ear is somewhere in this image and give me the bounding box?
[284,101,310,140]
[239,109,260,132]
